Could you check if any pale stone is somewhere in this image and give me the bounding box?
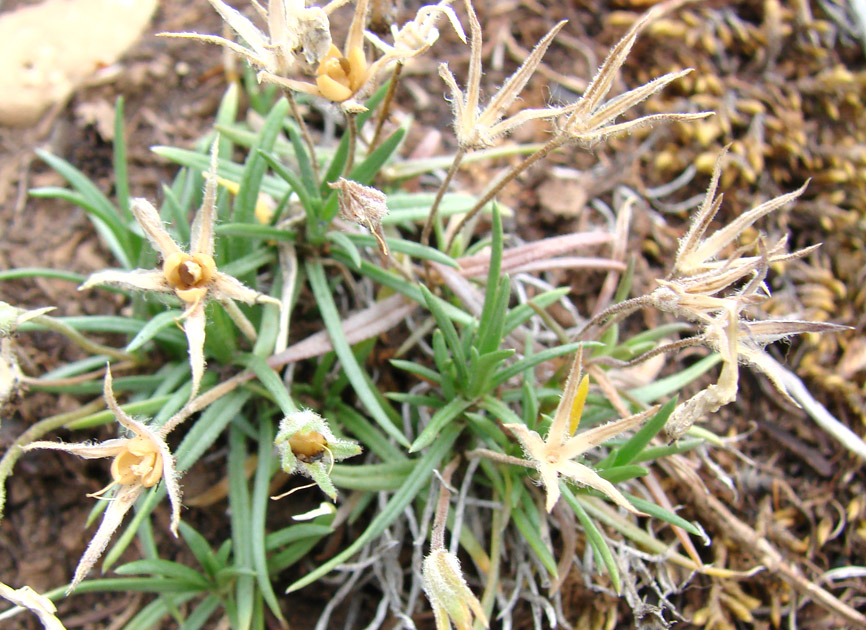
[0,0,157,126]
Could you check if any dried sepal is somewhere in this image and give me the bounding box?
[365,0,465,58]
[160,0,334,76]
[0,582,66,630]
[440,0,566,149]
[80,142,279,398]
[504,352,657,512]
[22,369,182,591]
[422,549,489,630]
[555,6,710,147]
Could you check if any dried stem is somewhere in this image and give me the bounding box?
[430,457,461,551]
[575,294,655,340]
[343,112,359,178]
[283,88,320,184]
[446,136,566,252]
[160,370,253,436]
[422,147,466,251]
[31,314,138,363]
[369,63,403,153]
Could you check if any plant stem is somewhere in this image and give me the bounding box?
[160,370,253,436]
[431,457,460,551]
[32,315,138,363]
[283,89,320,184]
[446,136,566,252]
[422,148,465,250]
[343,112,358,178]
[369,63,402,154]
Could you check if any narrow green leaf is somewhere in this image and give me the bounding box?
[215,223,295,242]
[491,341,586,388]
[348,125,406,186]
[30,186,132,269]
[286,423,460,592]
[335,401,406,463]
[419,284,467,384]
[248,355,296,416]
[234,98,290,226]
[112,96,131,224]
[389,359,442,386]
[512,500,558,577]
[285,121,319,198]
[326,230,362,270]
[180,595,221,630]
[307,259,408,446]
[631,438,704,463]
[503,288,569,334]
[629,354,721,403]
[259,149,314,215]
[344,233,459,267]
[125,309,183,352]
[466,347,514,398]
[120,593,199,630]
[477,205,504,354]
[115,559,210,589]
[0,267,85,283]
[229,424,255,630]
[626,494,701,536]
[612,397,677,467]
[596,465,648,484]
[178,521,221,578]
[252,417,285,621]
[561,487,621,593]
[266,523,334,550]
[409,396,471,452]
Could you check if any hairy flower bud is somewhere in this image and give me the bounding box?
[422,549,488,630]
[274,409,361,500]
[329,178,390,257]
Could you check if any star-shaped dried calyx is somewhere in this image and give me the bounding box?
[22,369,182,591]
[274,409,361,500]
[469,351,657,513]
[261,0,422,106]
[554,2,711,147]
[439,0,567,149]
[365,0,465,61]
[504,357,658,513]
[161,0,338,77]
[80,143,280,398]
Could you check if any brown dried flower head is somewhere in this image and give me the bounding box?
[329,177,390,256]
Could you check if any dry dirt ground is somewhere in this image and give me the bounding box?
[1,0,865,628]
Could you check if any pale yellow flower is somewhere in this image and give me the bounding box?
[23,370,181,591]
[504,358,658,513]
[80,144,279,397]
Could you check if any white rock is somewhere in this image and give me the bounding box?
[0,0,157,126]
